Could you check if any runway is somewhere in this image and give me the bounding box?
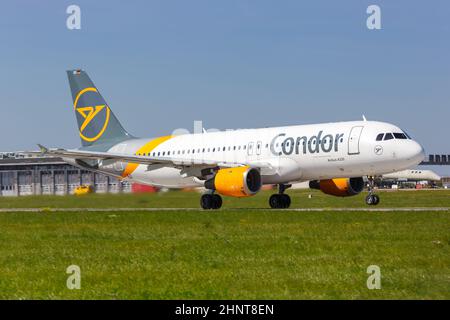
[0,207,448,212]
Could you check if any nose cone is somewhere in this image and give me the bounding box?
[406,141,425,165]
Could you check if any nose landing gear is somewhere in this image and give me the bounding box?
[200,193,222,210]
[365,194,380,205]
[365,176,380,205]
[269,184,292,209]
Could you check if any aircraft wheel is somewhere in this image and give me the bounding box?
[365,194,380,206]
[212,194,222,209]
[269,194,291,209]
[372,194,380,205]
[269,194,281,209]
[200,194,213,210]
[365,195,374,205]
[281,194,291,208]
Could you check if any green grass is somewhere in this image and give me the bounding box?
[0,190,449,299]
[0,189,449,209]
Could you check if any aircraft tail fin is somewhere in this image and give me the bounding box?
[67,69,133,148]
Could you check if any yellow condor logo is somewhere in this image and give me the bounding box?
[74,87,110,142]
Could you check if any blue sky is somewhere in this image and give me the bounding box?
[0,1,449,174]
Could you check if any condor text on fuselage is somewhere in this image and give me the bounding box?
[270,131,345,156]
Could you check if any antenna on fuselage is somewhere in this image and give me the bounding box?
[362,115,367,121]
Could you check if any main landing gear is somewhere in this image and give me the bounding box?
[200,193,222,210]
[365,176,380,206]
[269,184,292,209]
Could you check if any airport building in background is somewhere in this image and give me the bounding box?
[0,153,132,196]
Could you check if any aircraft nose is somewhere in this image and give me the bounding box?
[407,140,425,164]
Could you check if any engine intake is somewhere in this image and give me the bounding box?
[309,177,364,197]
[205,166,262,197]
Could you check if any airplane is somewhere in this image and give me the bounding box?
[32,70,425,209]
[382,169,441,182]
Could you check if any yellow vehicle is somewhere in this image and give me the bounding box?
[74,185,94,196]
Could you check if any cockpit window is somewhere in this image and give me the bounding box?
[376,133,384,141]
[393,133,407,139]
[384,133,394,140]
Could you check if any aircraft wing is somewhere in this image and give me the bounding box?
[34,144,179,166]
[28,145,275,172]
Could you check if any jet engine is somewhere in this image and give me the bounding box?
[205,166,262,197]
[309,177,364,197]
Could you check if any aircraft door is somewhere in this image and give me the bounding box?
[348,126,364,155]
[246,141,264,162]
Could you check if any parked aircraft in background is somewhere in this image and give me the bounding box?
[32,70,425,209]
[382,169,441,182]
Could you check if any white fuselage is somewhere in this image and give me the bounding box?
[91,120,425,188]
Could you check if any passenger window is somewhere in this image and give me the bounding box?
[376,133,384,141]
[384,133,394,140]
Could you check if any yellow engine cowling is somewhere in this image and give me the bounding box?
[309,177,364,197]
[205,166,262,197]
